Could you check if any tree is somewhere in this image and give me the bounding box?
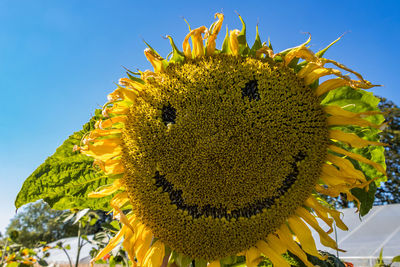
[5,201,79,247]
[374,97,400,205]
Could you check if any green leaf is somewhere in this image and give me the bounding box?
[15,110,114,211]
[391,255,400,263]
[351,182,377,216]
[38,259,48,266]
[378,248,384,263]
[321,86,386,215]
[89,217,98,226]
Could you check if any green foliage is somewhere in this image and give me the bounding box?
[0,233,52,266]
[374,248,400,267]
[375,98,400,205]
[15,110,113,211]
[321,86,386,215]
[6,201,79,248]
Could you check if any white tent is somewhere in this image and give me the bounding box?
[314,203,400,267]
[40,235,96,266]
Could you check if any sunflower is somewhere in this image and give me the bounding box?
[77,13,386,267]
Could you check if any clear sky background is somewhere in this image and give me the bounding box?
[0,0,399,234]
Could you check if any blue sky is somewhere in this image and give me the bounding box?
[0,0,399,234]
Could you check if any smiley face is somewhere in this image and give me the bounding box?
[122,54,328,260]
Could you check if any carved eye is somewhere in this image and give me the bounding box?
[242,80,260,101]
[161,104,176,125]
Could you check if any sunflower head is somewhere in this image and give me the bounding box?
[80,13,386,267]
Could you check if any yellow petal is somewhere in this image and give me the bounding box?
[89,179,123,198]
[88,128,122,139]
[287,216,324,259]
[324,105,382,119]
[207,260,221,267]
[98,116,127,129]
[144,48,164,72]
[305,197,348,231]
[284,45,316,66]
[321,163,359,185]
[143,240,165,267]
[276,226,314,267]
[330,129,385,148]
[266,234,287,255]
[297,62,320,78]
[82,139,122,159]
[321,58,370,85]
[183,26,207,58]
[327,115,380,129]
[315,78,350,97]
[108,86,139,102]
[256,240,290,267]
[296,207,344,251]
[304,67,342,85]
[135,229,153,264]
[229,29,240,56]
[255,46,274,58]
[119,77,145,91]
[206,13,224,56]
[102,104,129,117]
[91,225,126,264]
[123,226,137,262]
[329,145,386,175]
[102,157,124,174]
[245,246,262,267]
[326,153,365,182]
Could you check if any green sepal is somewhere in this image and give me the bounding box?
[249,25,262,56]
[166,35,185,64]
[315,34,344,58]
[123,67,145,84]
[321,86,386,215]
[175,252,192,267]
[287,57,300,70]
[277,34,311,57]
[143,39,170,70]
[221,25,231,54]
[167,250,178,267]
[194,259,207,267]
[143,39,161,57]
[237,14,250,56]
[162,59,170,70]
[273,55,283,62]
[15,109,114,211]
[309,78,320,90]
[220,256,237,265]
[268,37,273,50]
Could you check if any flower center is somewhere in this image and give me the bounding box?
[122,54,329,260]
